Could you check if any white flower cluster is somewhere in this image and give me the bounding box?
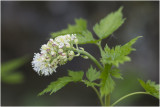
[32,34,78,76]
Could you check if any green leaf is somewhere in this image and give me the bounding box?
[138,79,159,99]
[51,18,96,44]
[51,18,86,38]
[39,70,84,96]
[100,64,115,97]
[101,44,130,67]
[86,65,100,82]
[68,70,84,82]
[110,68,123,79]
[83,80,100,87]
[101,36,142,67]
[76,30,98,44]
[1,56,29,84]
[2,56,29,73]
[93,7,125,40]
[100,75,115,97]
[2,72,24,84]
[38,77,73,96]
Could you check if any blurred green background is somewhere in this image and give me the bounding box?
[1,1,159,106]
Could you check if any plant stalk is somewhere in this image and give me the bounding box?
[91,86,104,106]
[111,92,149,106]
[71,47,104,106]
[105,94,110,106]
[72,48,103,71]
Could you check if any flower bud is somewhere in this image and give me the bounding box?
[41,44,49,50]
[65,43,70,48]
[51,51,56,57]
[74,39,78,44]
[68,51,74,56]
[68,51,75,61]
[51,59,58,65]
[58,49,63,54]
[81,55,88,59]
[58,42,64,48]
[61,53,67,56]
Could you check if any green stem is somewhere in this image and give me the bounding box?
[96,41,103,51]
[96,42,104,56]
[71,47,104,106]
[72,48,103,71]
[105,94,110,106]
[111,92,149,106]
[91,86,104,106]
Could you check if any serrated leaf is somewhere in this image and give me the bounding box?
[110,68,123,79]
[51,18,96,44]
[76,30,99,44]
[38,77,72,96]
[83,80,100,87]
[93,7,125,40]
[138,79,159,99]
[39,70,84,96]
[68,70,84,82]
[100,64,115,97]
[101,36,142,67]
[101,45,130,67]
[100,75,115,97]
[86,65,100,82]
[51,18,86,38]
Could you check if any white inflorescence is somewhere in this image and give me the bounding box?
[32,34,78,76]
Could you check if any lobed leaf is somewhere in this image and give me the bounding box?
[76,30,99,44]
[38,77,73,96]
[101,36,142,67]
[110,68,123,79]
[39,70,84,96]
[100,64,115,97]
[138,79,159,99]
[51,18,86,38]
[68,70,84,82]
[51,18,96,44]
[93,7,125,40]
[83,80,100,87]
[86,65,100,82]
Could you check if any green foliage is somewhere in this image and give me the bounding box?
[37,6,154,106]
[100,64,115,97]
[51,18,96,44]
[83,80,100,87]
[77,30,98,44]
[138,79,159,99]
[2,56,28,73]
[1,56,29,84]
[2,72,24,84]
[101,75,115,97]
[39,70,84,96]
[93,7,125,40]
[83,66,100,87]
[68,70,84,82]
[86,65,100,82]
[51,18,86,37]
[101,36,142,67]
[38,77,73,96]
[110,68,123,79]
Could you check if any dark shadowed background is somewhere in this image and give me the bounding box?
[1,1,159,106]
